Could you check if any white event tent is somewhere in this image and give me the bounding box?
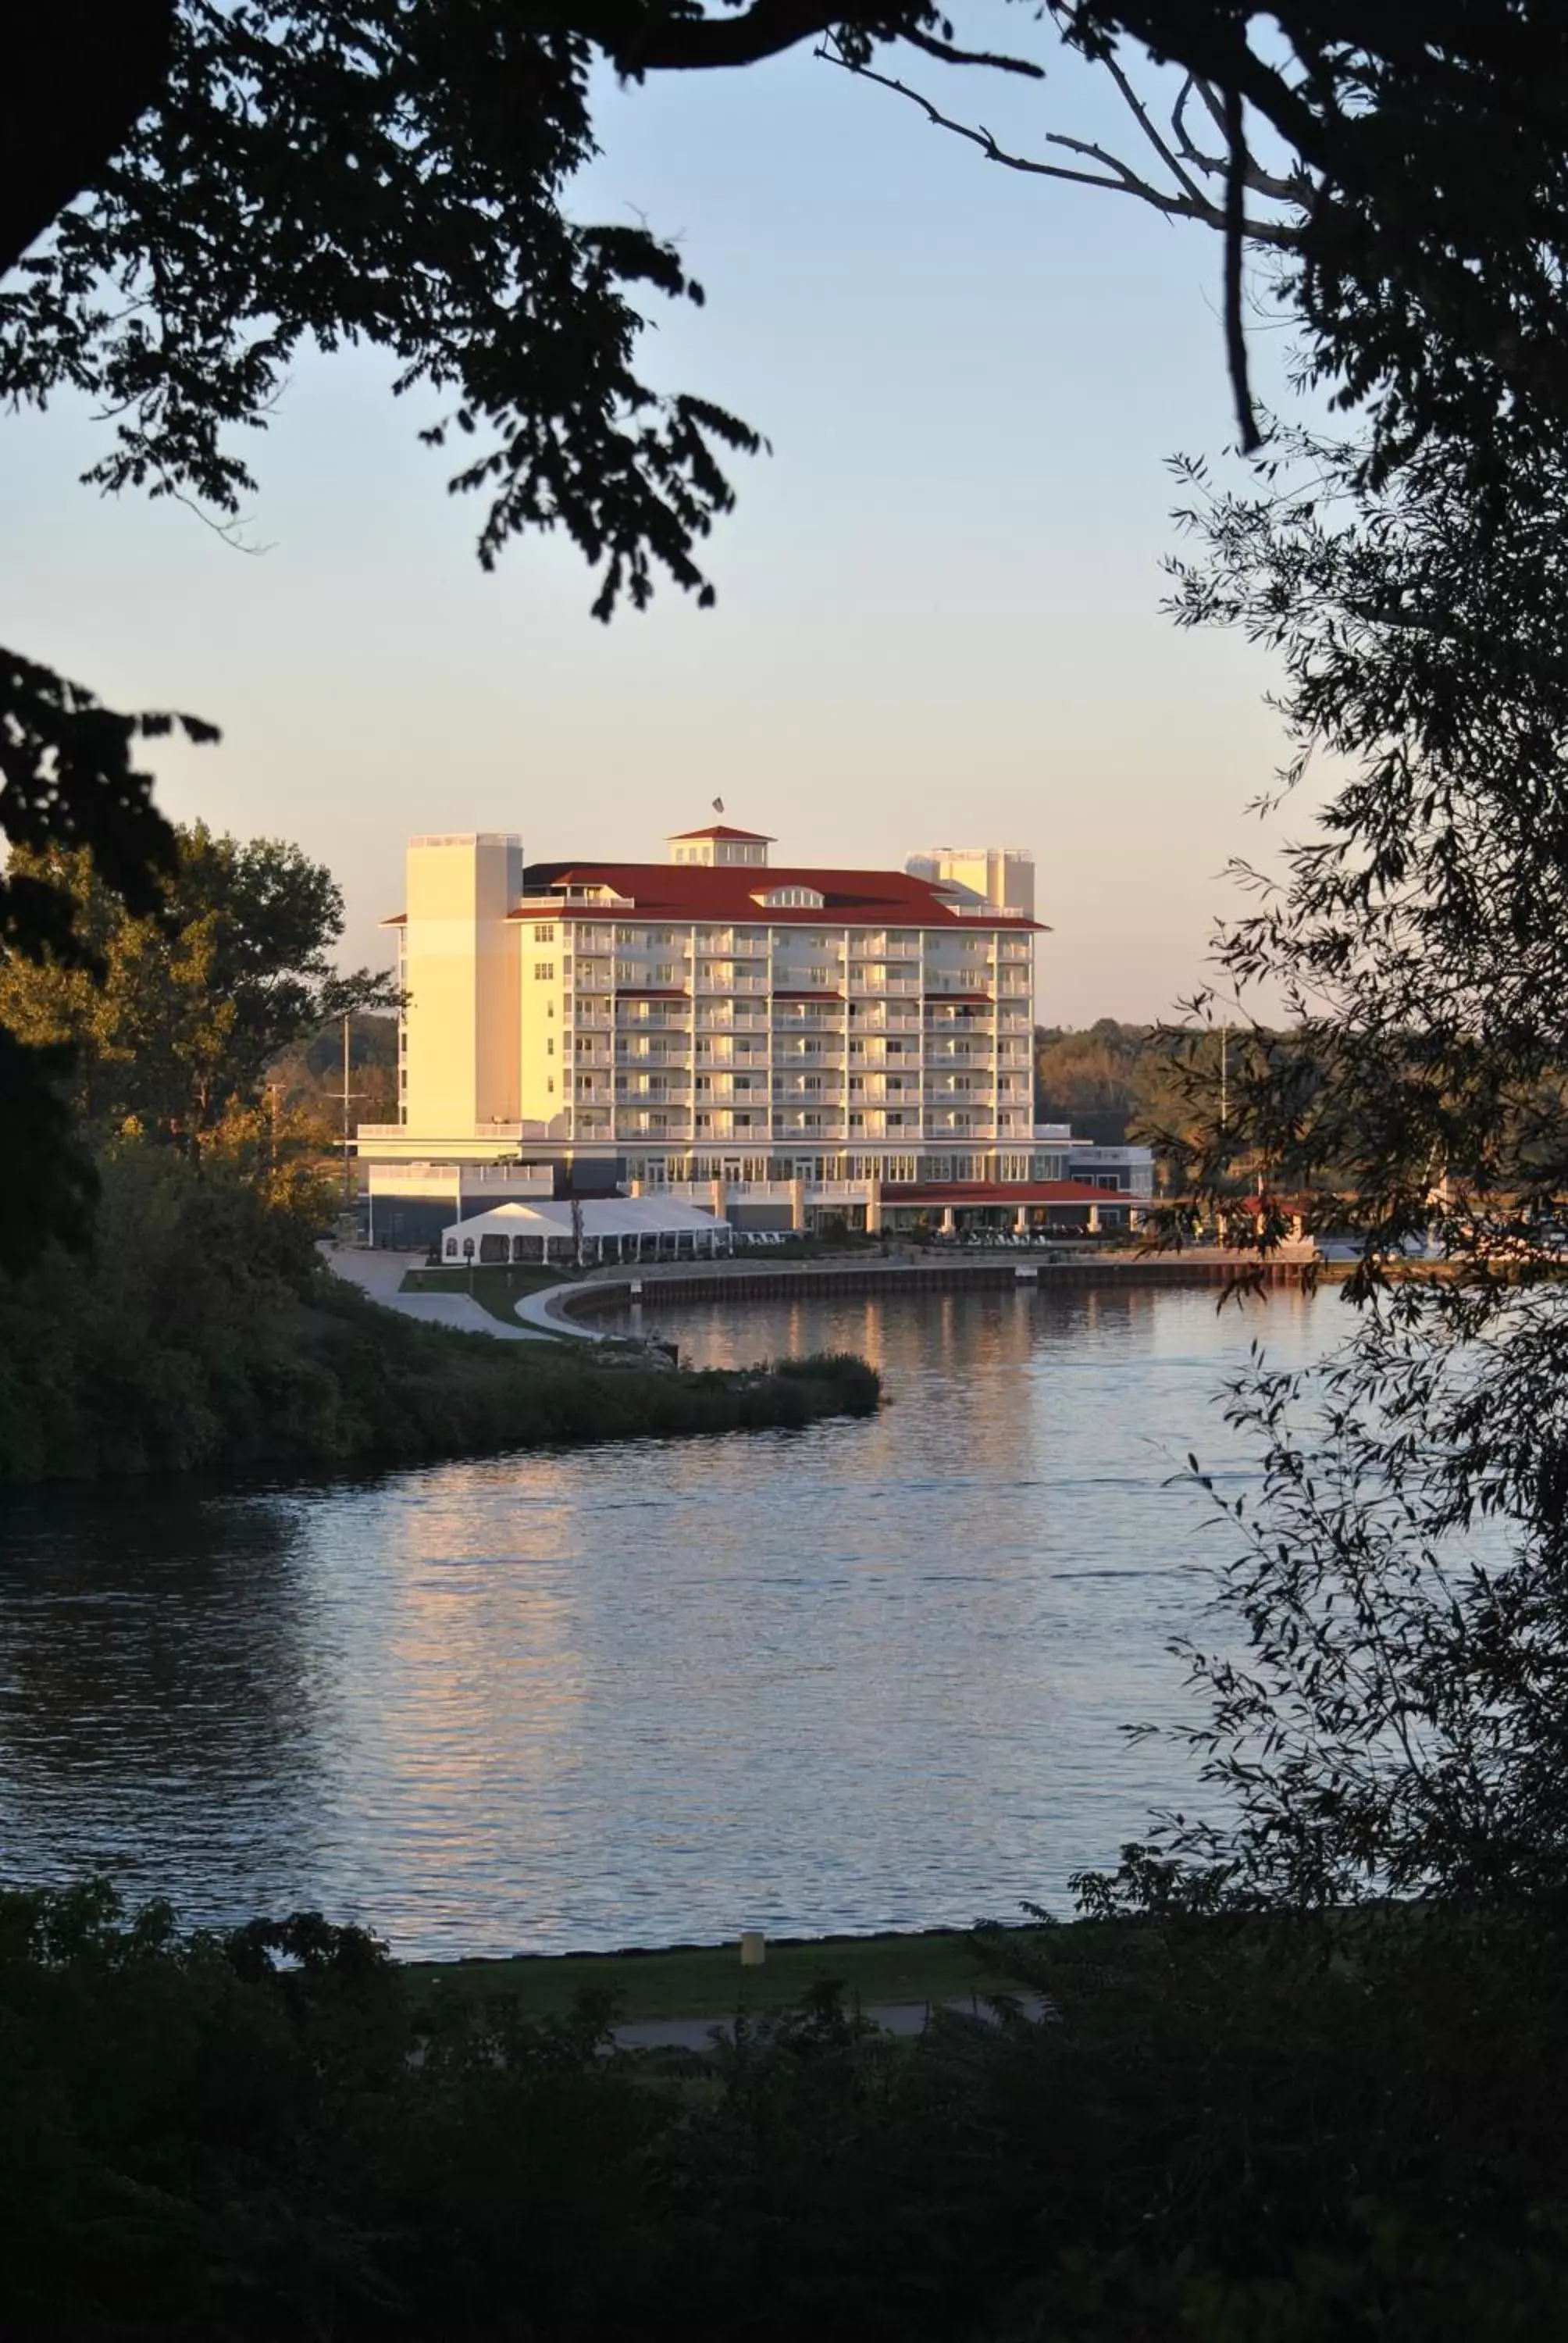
[440,1196,732,1268]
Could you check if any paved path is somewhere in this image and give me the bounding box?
[611,1992,1051,2051]
[319,1245,550,1341]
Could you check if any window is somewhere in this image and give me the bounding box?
[752,886,825,909]
[533,961,554,981]
[547,1038,555,1056]
[533,922,555,943]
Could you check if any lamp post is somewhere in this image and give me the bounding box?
[327,1011,366,1235]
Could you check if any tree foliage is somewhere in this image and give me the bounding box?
[0,651,219,1268]
[4,0,765,619]
[7,1875,1568,2338]
[0,824,394,1147]
[1067,405,1568,1920]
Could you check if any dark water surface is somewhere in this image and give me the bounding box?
[0,1284,1343,1957]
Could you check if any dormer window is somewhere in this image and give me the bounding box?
[754,885,825,909]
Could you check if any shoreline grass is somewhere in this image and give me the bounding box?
[403,1923,1040,2023]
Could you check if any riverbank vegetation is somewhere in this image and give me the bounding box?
[6,1878,1567,2341]
[0,1142,878,1483]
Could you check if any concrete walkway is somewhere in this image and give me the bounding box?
[319,1244,550,1341]
[611,1992,1051,2052]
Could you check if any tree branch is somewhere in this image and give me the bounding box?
[618,0,1039,78]
[822,44,1304,248]
[1223,84,1263,452]
[0,0,176,277]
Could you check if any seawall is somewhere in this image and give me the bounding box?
[554,1250,1315,1326]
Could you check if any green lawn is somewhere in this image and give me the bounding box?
[404,1925,1042,2023]
[401,1263,564,1325]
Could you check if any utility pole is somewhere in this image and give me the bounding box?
[1219,1023,1229,1133]
[327,1011,365,1223]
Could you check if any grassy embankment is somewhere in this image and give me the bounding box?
[0,1147,880,1482]
[397,1262,565,1324]
[406,1925,1035,2022]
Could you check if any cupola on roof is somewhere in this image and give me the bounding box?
[667,822,774,868]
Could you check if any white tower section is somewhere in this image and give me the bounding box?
[399,833,523,1136]
[905,846,1035,920]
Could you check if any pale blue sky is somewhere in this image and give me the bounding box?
[2,34,1311,1022]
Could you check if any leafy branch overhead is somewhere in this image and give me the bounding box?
[9,2,1568,619]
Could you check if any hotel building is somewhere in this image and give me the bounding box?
[358,826,1152,1243]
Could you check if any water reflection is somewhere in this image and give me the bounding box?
[0,1477,333,1913]
[0,1287,1340,1956]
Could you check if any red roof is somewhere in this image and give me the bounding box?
[505,860,1042,930]
[667,823,775,843]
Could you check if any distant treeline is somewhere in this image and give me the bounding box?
[269,1012,399,1126]
[1034,1019,1221,1154]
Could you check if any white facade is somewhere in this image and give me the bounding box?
[373,827,1040,1178]
[360,826,1153,1239]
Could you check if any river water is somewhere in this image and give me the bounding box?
[0,1282,1344,1957]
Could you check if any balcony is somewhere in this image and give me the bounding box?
[617,1075,692,1099]
[690,1113,771,1140]
[696,1040,768,1065]
[696,1004,770,1032]
[693,973,770,995]
[615,1009,691,1032]
[697,1080,769,1104]
[852,1011,922,1036]
[846,974,921,996]
[662,1179,796,1204]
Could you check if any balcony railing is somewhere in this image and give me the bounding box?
[696,1007,770,1030]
